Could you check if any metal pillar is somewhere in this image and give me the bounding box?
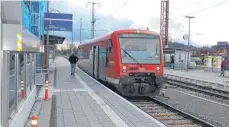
[42,16,45,69]
[30,53,32,90]
[34,53,36,85]
[15,52,19,112]
[86,2,100,39]
[1,51,10,127]
[91,3,95,39]
[0,1,2,126]
[71,20,74,53]
[46,33,49,69]
[80,18,82,43]
[185,16,195,72]
[24,53,27,98]
[42,13,49,80]
[160,0,169,47]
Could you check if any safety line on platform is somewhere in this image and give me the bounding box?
[54,88,87,93]
[75,73,129,127]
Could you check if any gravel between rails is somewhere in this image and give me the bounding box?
[126,97,215,127]
[167,79,229,105]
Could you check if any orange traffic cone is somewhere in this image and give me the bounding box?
[21,80,24,99]
[31,115,38,127]
[44,80,48,100]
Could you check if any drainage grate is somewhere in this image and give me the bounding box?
[49,95,57,127]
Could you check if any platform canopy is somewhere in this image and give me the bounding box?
[41,34,65,45]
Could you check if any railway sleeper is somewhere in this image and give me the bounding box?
[134,103,159,107]
[167,80,229,99]
[166,121,194,126]
[151,112,178,117]
[158,116,186,121]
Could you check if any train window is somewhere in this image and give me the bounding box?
[119,36,161,64]
[108,39,113,53]
[105,48,109,67]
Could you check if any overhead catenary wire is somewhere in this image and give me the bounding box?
[183,0,229,15]
[171,0,229,20]
[171,0,206,11]
[97,0,131,25]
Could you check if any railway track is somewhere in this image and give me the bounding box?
[127,97,215,127]
[167,79,229,101]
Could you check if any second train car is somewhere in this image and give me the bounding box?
[77,29,166,97]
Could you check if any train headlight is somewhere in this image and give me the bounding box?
[156,67,160,72]
[122,66,127,72]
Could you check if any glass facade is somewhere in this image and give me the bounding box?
[8,0,48,116]
[21,1,48,70]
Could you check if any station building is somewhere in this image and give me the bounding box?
[0,1,48,127]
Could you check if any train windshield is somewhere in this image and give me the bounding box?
[118,34,160,64]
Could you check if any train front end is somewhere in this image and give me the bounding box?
[116,30,166,97]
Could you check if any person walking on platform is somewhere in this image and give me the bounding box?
[170,56,174,69]
[68,53,79,76]
[220,57,226,76]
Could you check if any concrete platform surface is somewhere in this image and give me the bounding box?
[50,57,165,127]
[25,60,55,127]
[165,69,229,92]
[162,87,229,126]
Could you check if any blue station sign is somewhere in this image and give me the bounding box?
[44,13,73,31]
[217,41,228,48]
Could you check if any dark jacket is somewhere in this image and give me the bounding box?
[69,55,79,64]
[171,57,174,64]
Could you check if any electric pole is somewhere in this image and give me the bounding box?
[86,2,100,39]
[160,0,169,48]
[185,16,195,72]
[80,18,82,43]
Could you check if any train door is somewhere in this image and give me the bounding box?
[98,47,106,81]
[93,46,99,79]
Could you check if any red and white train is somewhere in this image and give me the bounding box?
[77,29,166,97]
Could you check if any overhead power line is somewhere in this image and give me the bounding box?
[184,0,229,15]
[171,0,229,20]
[86,2,101,39]
[74,29,108,31]
[172,0,205,11]
[97,0,131,25]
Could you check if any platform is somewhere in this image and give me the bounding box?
[30,57,165,127]
[165,69,229,92]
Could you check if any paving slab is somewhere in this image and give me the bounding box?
[25,60,55,127]
[54,57,165,127]
[165,68,229,92]
[29,57,165,127]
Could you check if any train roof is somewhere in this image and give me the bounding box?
[79,31,114,46]
[78,29,160,46]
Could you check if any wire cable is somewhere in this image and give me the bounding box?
[184,0,229,15]
[172,0,205,11]
[171,0,229,20]
[97,0,131,24]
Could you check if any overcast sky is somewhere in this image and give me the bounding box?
[51,0,229,46]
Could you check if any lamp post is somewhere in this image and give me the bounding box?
[185,16,195,72]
